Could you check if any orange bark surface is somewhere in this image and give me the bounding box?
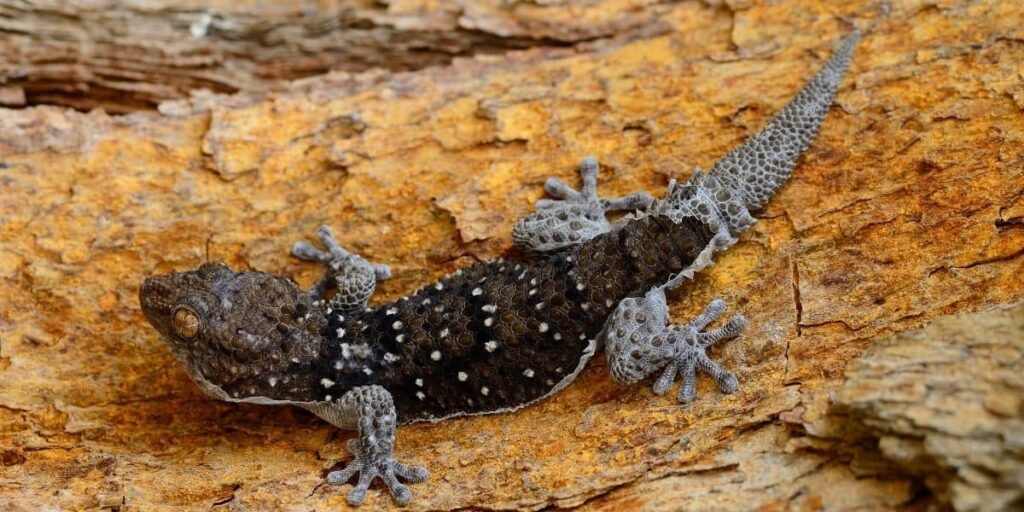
[1,0,1022,509]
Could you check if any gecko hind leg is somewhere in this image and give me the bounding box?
[604,288,746,403]
[292,225,391,314]
[513,157,653,253]
[326,386,428,506]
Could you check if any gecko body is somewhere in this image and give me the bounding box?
[140,31,859,506]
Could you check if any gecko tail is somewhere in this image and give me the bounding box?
[709,29,860,212]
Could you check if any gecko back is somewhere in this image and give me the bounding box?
[320,214,715,422]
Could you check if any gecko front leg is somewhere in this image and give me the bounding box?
[603,287,746,403]
[313,386,428,506]
[292,225,392,314]
[513,157,653,252]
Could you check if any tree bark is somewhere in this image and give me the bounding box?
[0,0,677,112]
[1,0,1022,510]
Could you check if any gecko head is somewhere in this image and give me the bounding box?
[139,262,324,403]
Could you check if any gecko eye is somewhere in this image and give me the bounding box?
[172,306,201,339]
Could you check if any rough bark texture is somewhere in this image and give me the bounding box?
[835,304,1024,512]
[0,0,678,112]
[1,0,1023,510]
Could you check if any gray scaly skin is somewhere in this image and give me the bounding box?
[139,31,858,507]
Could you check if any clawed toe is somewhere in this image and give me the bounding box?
[658,310,745,404]
[292,240,328,262]
[291,225,392,309]
[513,156,656,252]
[327,444,428,506]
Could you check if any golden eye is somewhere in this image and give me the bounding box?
[172,306,200,338]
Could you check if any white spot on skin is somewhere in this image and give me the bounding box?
[431,350,441,361]
[606,299,614,308]
[581,302,590,311]
[396,334,406,343]
[334,360,343,370]
[336,328,346,338]
[384,353,399,363]
[484,317,493,327]
[325,395,332,401]
[457,372,468,382]
[484,340,498,352]
[386,307,397,315]
[321,378,335,389]
[481,387,489,396]
[472,287,483,296]
[482,304,497,313]
[435,283,444,290]
[530,278,537,286]
[546,379,555,386]
[341,343,352,359]
[554,333,562,340]
[392,321,403,330]
[523,369,534,378]
[290,357,300,363]
[440,328,449,337]
[576,283,586,291]
[529,288,537,296]
[268,376,278,387]
[363,367,373,376]
[539,322,549,333]
[535,302,544,310]
[416,391,426,400]
[415,378,423,387]
[352,344,371,359]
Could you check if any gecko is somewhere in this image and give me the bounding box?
[139,30,859,506]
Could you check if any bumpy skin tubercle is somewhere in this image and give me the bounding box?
[139,31,858,507]
[316,386,428,506]
[604,29,858,404]
[603,289,747,404]
[292,225,392,314]
[512,156,653,253]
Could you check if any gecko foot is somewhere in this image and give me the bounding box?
[605,289,746,403]
[292,225,391,313]
[328,439,429,506]
[652,299,746,403]
[513,157,653,252]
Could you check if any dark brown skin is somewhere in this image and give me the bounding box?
[139,214,713,421]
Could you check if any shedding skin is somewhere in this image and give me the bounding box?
[138,31,859,507]
[602,29,859,403]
